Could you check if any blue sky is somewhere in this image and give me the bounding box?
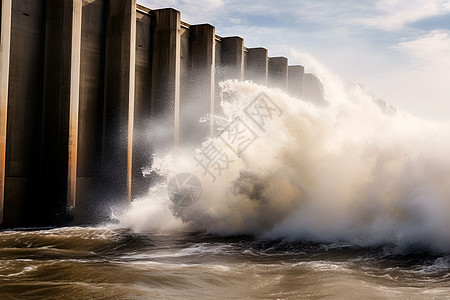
[139,0,450,121]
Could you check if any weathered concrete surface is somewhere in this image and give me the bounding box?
[288,65,304,99]
[102,0,136,204]
[245,47,268,86]
[179,23,190,144]
[3,0,45,227]
[0,0,12,224]
[191,24,216,139]
[40,0,82,225]
[220,36,244,81]
[213,36,222,137]
[214,36,244,136]
[131,9,152,199]
[180,24,216,146]
[68,0,83,208]
[268,56,288,91]
[127,1,137,202]
[150,8,181,148]
[75,0,105,223]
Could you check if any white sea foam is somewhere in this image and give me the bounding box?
[119,61,450,253]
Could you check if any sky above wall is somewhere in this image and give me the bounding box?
[139,0,450,122]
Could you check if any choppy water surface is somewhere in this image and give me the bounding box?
[0,226,448,299]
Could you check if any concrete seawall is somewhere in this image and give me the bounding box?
[0,0,324,228]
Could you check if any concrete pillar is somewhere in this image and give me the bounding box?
[68,0,83,208]
[213,37,222,137]
[268,56,288,91]
[245,47,268,86]
[150,8,181,148]
[304,73,326,105]
[103,0,136,202]
[215,36,244,136]
[0,0,12,224]
[220,36,244,81]
[182,24,215,144]
[39,0,82,224]
[74,0,106,223]
[2,0,45,228]
[179,23,190,144]
[288,65,304,99]
[131,9,152,199]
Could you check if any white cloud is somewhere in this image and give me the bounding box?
[395,30,450,67]
[353,0,450,31]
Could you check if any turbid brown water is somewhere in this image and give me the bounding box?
[0,226,448,299]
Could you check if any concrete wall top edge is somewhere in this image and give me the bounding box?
[190,23,215,28]
[150,7,180,14]
[136,4,151,14]
[289,65,305,68]
[246,47,268,51]
[269,56,288,61]
[221,36,244,41]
